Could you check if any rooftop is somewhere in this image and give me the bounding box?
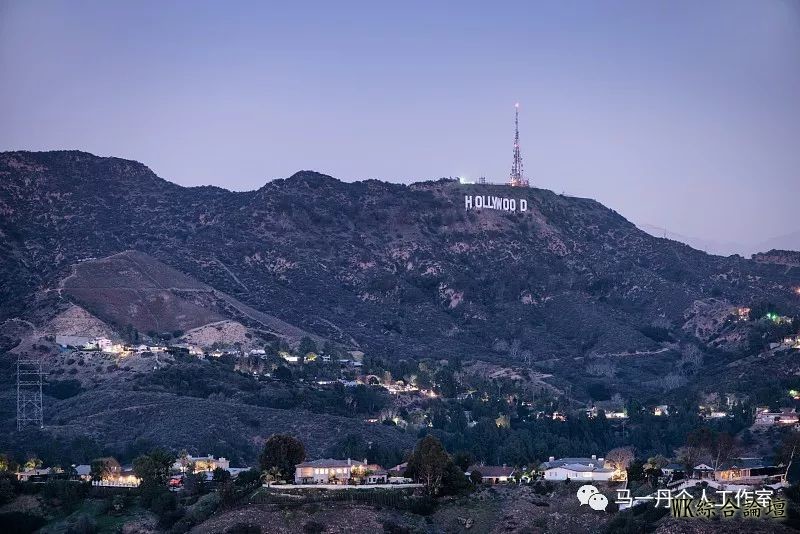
[718,457,777,470]
[467,465,515,477]
[540,457,606,470]
[295,458,367,469]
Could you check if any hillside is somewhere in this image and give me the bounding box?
[59,249,323,345]
[2,151,799,400]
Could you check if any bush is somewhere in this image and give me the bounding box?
[44,379,83,399]
[67,514,97,534]
[0,511,46,533]
[0,476,15,505]
[532,480,553,495]
[150,490,177,519]
[158,507,185,530]
[469,470,482,485]
[42,480,87,509]
[235,468,261,487]
[302,521,325,534]
[382,520,411,534]
[408,496,436,516]
[225,523,261,534]
[186,492,220,524]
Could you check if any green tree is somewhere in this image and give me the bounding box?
[259,434,306,482]
[0,474,15,505]
[627,459,645,482]
[234,468,261,487]
[406,435,450,496]
[213,467,231,484]
[24,457,42,470]
[453,451,475,472]
[441,461,471,495]
[219,480,237,508]
[0,454,14,473]
[298,337,317,357]
[274,366,292,381]
[469,469,483,485]
[261,466,282,487]
[184,467,208,495]
[133,449,175,505]
[90,457,120,482]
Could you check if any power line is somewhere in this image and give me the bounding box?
[17,354,44,430]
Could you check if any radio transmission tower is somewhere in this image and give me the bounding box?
[17,354,44,430]
[508,103,529,187]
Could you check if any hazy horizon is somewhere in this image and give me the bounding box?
[2,0,799,249]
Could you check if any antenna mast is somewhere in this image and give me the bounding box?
[508,103,529,187]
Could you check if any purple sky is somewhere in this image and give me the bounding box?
[1,1,799,251]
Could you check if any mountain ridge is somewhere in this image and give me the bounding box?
[1,150,798,398]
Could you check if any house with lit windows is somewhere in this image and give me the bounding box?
[294,458,385,484]
[465,464,516,484]
[540,455,616,481]
[172,454,230,473]
[713,458,785,484]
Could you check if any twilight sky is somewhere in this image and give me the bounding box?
[1,1,799,253]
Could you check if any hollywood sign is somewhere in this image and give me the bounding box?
[464,195,528,212]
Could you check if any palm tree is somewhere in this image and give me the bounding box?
[261,466,282,487]
[177,449,190,474]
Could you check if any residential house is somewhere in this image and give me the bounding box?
[661,463,684,478]
[714,458,785,484]
[540,455,616,482]
[466,464,515,484]
[387,462,413,484]
[692,463,715,480]
[172,343,203,356]
[652,405,670,416]
[93,466,140,487]
[135,344,166,353]
[55,335,92,349]
[388,462,408,477]
[585,406,627,419]
[226,467,250,478]
[92,337,113,351]
[294,458,384,485]
[366,470,388,484]
[699,406,729,420]
[172,455,230,473]
[280,352,300,363]
[74,464,92,481]
[755,407,799,426]
[16,468,52,482]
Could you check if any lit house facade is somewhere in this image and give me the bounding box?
[294,458,384,484]
[465,465,516,484]
[540,456,616,482]
[714,458,785,484]
[172,455,230,472]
